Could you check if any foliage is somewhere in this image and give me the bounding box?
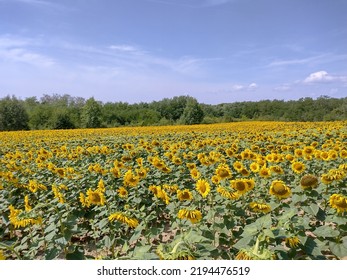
[0,121,346,260]
[2,94,347,130]
[0,95,29,131]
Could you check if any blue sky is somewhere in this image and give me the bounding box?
[0,0,346,104]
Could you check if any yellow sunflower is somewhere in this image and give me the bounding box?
[291,161,305,174]
[177,189,193,201]
[86,188,106,206]
[269,180,291,199]
[285,236,301,248]
[196,179,211,198]
[109,212,139,228]
[117,187,128,198]
[177,209,202,224]
[329,194,347,213]
[300,174,319,190]
[215,163,232,180]
[249,202,271,213]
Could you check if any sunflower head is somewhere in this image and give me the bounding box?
[269,180,291,199]
[292,161,305,174]
[300,174,319,190]
[329,194,347,213]
[195,179,211,198]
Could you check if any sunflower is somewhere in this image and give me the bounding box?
[211,175,221,185]
[109,212,139,228]
[177,209,202,224]
[239,168,250,177]
[250,162,260,173]
[269,180,291,199]
[0,250,5,260]
[86,188,106,206]
[270,165,284,175]
[216,186,240,200]
[329,194,347,213]
[230,179,250,195]
[196,179,211,198]
[259,166,271,178]
[215,163,232,180]
[190,168,201,180]
[233,161,243,172]
[285,236,301,248]
[321,173,333,185]
[123,170,140,187]
[249,202,271,213]
[24,195,32,212]
[291,161,305,174]
[300,174,319,190]
[136,167,147,179]
[117,187,128,198]
[177,189,193,201]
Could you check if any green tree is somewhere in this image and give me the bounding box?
[0,95,29,131]
[82,97,102,128]
[180,97,204,125]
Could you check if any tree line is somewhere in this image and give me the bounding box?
[0,94,346,131]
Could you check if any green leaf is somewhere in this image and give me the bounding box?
[329,239,347,259]
[233,236,253,250]
[45,247,61,260]
[254,214,272,229]
[241,224,258,237]
[66,247,85,260]
[302,204,320,216]
[313,225,339,238]
[329,242,347,259]
[129,226,144,244]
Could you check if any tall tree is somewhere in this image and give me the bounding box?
[180,97,204,125]
[82,97,102,128]
[0,95,29,131]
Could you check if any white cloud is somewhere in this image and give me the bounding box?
[248,83,258,90]
[0,36,54,67]
[303,71,347,84]
[0,48,54,67]
[109,45,140,52]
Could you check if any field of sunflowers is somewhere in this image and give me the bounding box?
[0,121,346,260]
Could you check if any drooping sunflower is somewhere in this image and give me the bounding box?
[249,202,271,213]
[177,209,202,224]
[291,161,305,174]
[269,180,291,199]
[109,212,139,228]
[195,179,211,198]
[300,174,319,190]
[285,236,301,248]
[329,194,347,213]
[177,189,193,201]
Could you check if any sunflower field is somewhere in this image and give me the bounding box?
[0,121,346,260]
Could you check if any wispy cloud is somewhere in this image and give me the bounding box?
[202,0,237,7]
[0,35,54,67]
[0,0,69,11]
[268,53,347,68]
